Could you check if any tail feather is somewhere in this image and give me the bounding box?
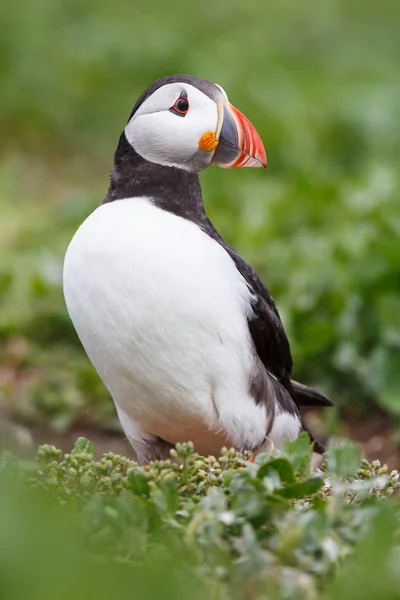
[291,380,333,456]
[291,380,333,408]
[306,429,326,455]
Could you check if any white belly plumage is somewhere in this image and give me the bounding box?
[63,197,269,458]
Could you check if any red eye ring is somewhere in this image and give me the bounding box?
[170,93,189,117]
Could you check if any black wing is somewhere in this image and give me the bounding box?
[202,218,293,385]
[201,218,332,429]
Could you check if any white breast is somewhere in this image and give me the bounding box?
[63,197,268,456]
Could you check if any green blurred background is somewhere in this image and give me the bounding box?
[1,0,399,462]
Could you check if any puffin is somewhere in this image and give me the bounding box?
[63,75,331,465]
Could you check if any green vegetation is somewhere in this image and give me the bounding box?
[1,436,399,599]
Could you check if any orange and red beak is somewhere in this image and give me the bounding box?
[212,100,267,169]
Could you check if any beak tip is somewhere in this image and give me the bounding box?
[213,101,268,170]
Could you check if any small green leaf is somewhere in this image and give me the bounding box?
[257,458,296,484]
[222,468,235,487]
[276,476,323,499]
[310,496,327,511]
[127,470,150,497]
[265,493,292,506]
[284,433,312,477]
[71,437,95,457]
[160,478,179,513]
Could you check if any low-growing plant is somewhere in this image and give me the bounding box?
[1,434,399,599]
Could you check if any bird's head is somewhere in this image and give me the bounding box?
[124,75,267,173]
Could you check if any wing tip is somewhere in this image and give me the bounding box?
[291,380,334,408]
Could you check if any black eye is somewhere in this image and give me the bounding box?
[176,98,189,112]
[170,92,190,117]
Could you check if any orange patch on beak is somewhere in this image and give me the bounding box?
[199,131,219,152]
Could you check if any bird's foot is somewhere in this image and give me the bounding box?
[247,437,275,462]
[311,452,324,474]
[255,437,275,456]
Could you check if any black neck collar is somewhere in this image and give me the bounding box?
[104,133,207,225]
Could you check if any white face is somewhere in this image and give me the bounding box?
[125,82,225,172]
